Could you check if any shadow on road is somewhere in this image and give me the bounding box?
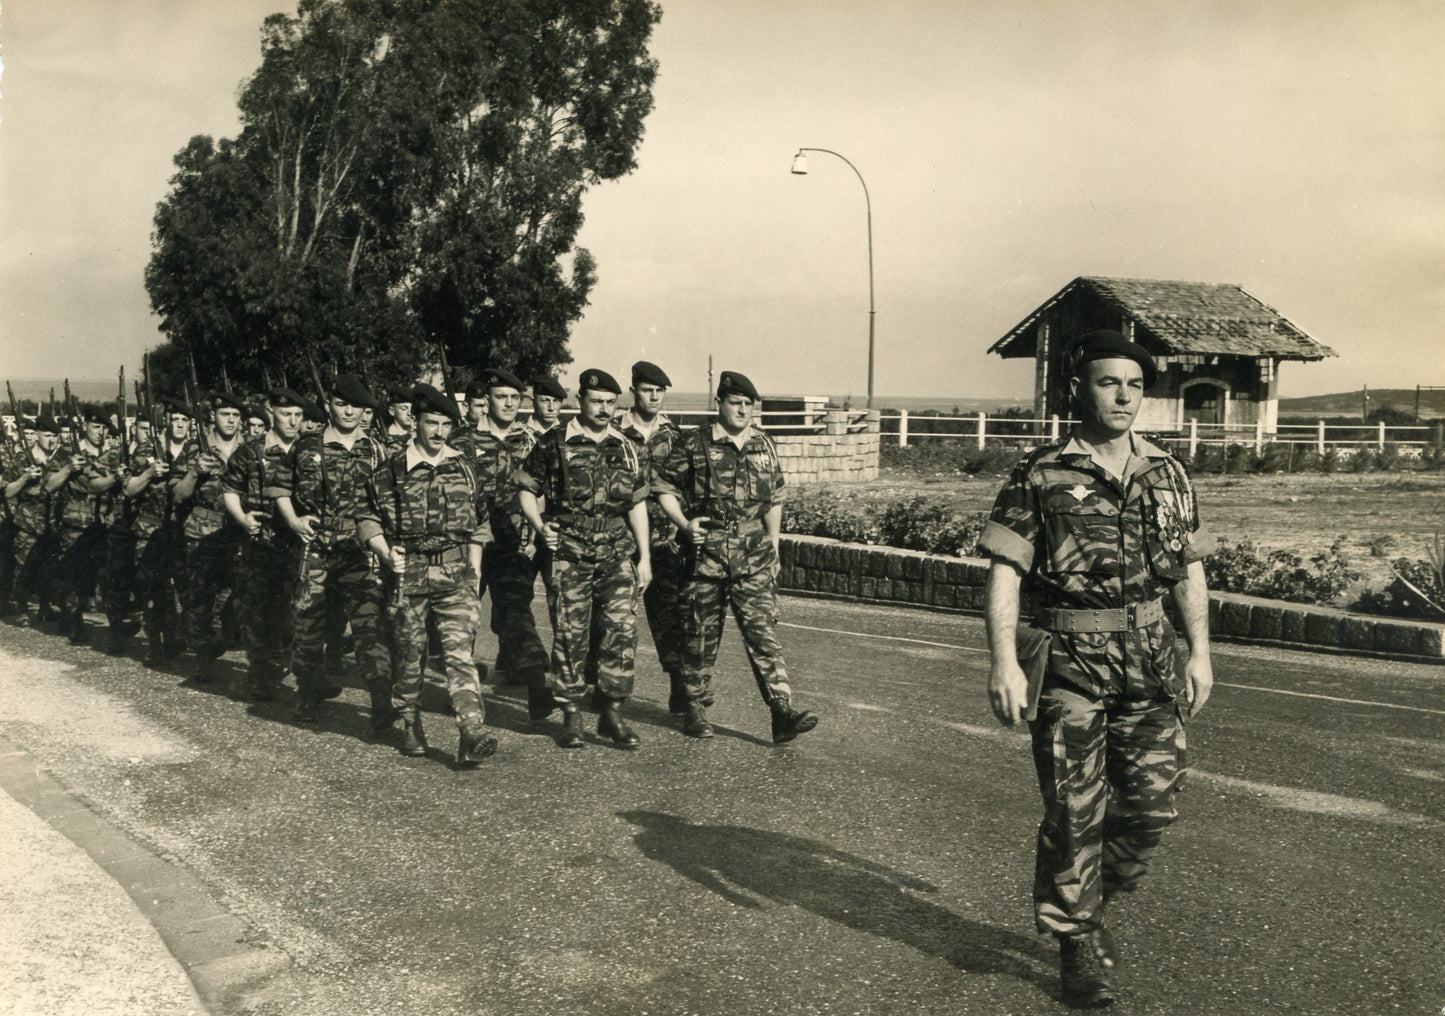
[618,810,1054,992]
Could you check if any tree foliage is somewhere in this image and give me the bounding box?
[146,0,660,395]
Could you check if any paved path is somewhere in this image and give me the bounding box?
[1,596,1442,1015]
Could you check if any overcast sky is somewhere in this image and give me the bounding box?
[1,0,1441,400]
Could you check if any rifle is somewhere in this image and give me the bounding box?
[142,352,165,461]
[117,367,130,469]
[303,351,328,413]
[4,380,24,468]
[436,340,456,408]
[63,379,80,452]
[185,350,213,453]
[220,362,232,396]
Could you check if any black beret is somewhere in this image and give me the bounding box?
[479,367,524,392]
[300,397,327,423]
[104,419,121,438]
[1067,330,1157,388]
[268,386,305,408]
[412,383,461,422]
[34,416,61,435]
[82,408,108,426]
[160,397,191,417]
[631,361,672,388]
[212,391,246,414]
[716,371,760,402]
[244,402,270,424]
[330,373,377,409]
[20,417,36,431]
[529,375,567,401]
[577,369,621,396]
[387,386,415,406]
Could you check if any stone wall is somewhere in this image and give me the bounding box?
[778,535,1445,661]
[774,410,880,485]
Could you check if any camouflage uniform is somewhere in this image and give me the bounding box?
[356,444,488,726]
[653,423,792,710]
[8,442,55,617]
[222,432,299,692]
[618,410,687,708]
[278,426,392,711]
[515,420,647,706]
[46,437,110,638]
[121,437,188,656]
[450,419,548,684]
[176,436,242,668]
[0,440,26,614]
[101,442,140,635]
[977,432,1215,937]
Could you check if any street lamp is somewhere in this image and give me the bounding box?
[791,147,875,409]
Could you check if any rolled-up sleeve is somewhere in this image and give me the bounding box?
[975,459,1039,574]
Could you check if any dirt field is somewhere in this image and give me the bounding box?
[806,468,1445,600]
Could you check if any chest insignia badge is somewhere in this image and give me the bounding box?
[1067,484,1092,504]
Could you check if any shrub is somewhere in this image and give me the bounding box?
[1203,537,1359,605]
[875,497,987,557]
[880,439,1028,477]
[1354,557,1445,621]
[781,489,877,545]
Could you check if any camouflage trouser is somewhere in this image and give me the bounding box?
[293,540,391,704]
[643,538,687,681]
[103,522,137,623]
[545,525,639,704]
[11,528,54,612]
[676,526,790,709]
[236,528,297,680]
[0,519,16,609]
[55,522,105,625]
[183,525,238,662]
[482,542,548,682]
[390,553,484,723]
[133,523,181,644]
[1029,663,1185,937]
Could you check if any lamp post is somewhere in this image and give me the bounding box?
[791,147,875,409]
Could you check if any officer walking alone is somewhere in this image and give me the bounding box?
[979,330,1215,1009]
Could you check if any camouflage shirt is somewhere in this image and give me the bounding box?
[977,432,1215,612]
[617,410,683,544]
[356,444,488,553]
[653,422,785,522]
[175,433,243,538]
[514,420,648,519]
[448,417,535,548]
[275,426,382,529]
[9,444,53,534]
[221,431,297,525]
[126,437,189,530]
[47,439,109,529]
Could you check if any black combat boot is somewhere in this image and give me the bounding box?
[666,673,687,715]
[597,702,641,750]
[66,611,88,644]
[1090,918,1119,971]
[143,635,166,667]
[293,696,320,723]
[457,717,499,765]
[104,619,139,656]
[682,702,714,739]
[192,654,220,684]
[399,714,428,757]
[1059,933,1116,1009]
[368,683,399,733]
[556,704,585,748]
[770,704,818,744]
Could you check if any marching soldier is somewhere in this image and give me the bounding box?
[222,387,305,700]
[382,386,415,456]
[654,371,818,744]
[619,360,688,713]
[979,330,1215,1008]
[516,369,651,749]
[0,417,39,617]
[44,410,118,644]
[116,399,190,663]
[357,383,497,765]
[243,404,269,441]
[8,417,59,622]
[449,369,549,693]
[275,374,392,726]
[525,375,566,439]
[174,391,246,682]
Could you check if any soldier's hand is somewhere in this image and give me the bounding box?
[684,517,710,545]
[385,546,406,573]
[635,557,652,592]
[293,515,319,543]
[242,510,265,537]
[1183,652,1213,717]
[198,452,222,476]
[988,659,1030,726]
[542,522,560,551]
[25,465,42,481]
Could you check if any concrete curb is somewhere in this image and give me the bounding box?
[778,535,1445,662]
[0,735,300,1013]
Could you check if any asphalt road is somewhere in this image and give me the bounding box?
[1,596,1443,1016]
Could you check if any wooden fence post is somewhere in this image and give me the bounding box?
[977,411,987,451]
[1316,419,1325,454]
[1189,418,1198,457]
[1255,416,1265,453]
[898,409,908,448]
[1378,420,1386,451]
[1050,414,1059,441]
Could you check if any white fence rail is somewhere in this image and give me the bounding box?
[884,410,1445,454]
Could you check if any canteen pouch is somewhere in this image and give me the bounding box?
[1016,624,1052,722]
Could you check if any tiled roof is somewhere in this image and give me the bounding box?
[989,276,1336,361]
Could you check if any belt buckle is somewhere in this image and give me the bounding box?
[1125,603,1138,628]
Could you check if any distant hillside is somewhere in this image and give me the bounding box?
[1279,388,1445,420]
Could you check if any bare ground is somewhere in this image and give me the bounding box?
[804,468,1445,600]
